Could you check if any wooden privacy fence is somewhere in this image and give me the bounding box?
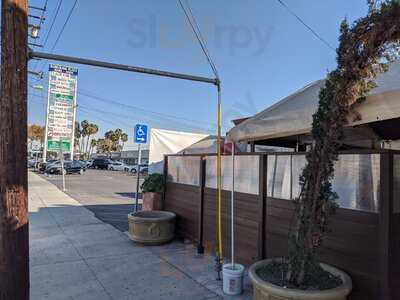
[163,150,400,300]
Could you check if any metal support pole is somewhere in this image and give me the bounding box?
[29,51,218,85]
[231,142,235,268]
[215,82,223,280]
[135,144,142,212]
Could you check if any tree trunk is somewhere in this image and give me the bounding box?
[85,134,91,159]
[0,0,29,299]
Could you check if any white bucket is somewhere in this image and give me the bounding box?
[222,263,245,295]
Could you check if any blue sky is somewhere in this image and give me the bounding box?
[26,0,370,140]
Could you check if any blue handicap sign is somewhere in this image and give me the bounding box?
[134,124,148,144]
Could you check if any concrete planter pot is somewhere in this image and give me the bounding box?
[142,192,163,211]
[249,259,352,300]
[128,210,176,245]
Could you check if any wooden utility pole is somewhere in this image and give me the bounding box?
[0,0,29,299]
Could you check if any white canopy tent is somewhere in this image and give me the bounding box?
[148,128,209,173]
[228,61,400,148]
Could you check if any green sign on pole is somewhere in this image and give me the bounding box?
[47,140,71,152]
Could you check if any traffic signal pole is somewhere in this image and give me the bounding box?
[0,1,29,299]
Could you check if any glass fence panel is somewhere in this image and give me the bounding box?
[167,156,201,186]
[273,155,291,200]
[292,155,307,199]
[266,153,380,212]
[205,155,259,195]
[205,156,219,190]
[393,155,400,213]
[332,154,380,212]
[235,156,260,194]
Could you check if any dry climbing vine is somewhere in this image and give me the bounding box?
[287,0,400,286]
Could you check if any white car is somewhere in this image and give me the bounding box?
[124,165,137,173]
[86,159,93,168]
[108,161,126,171]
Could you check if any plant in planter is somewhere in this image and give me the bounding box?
[249,1,400,299]
[140,173,165,211]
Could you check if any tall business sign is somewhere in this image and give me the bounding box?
[44,64,78,161]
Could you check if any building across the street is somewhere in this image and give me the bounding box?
[92,149,149,165]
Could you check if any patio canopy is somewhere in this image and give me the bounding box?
[228,61,400,147]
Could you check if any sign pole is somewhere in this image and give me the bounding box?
[135,143,141,212]
[59,139,66,191]
[43,72,51,162]
[133,123,148,212]
[71,79,78,160]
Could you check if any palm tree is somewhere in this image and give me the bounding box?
[80,120,89,155]
[114,128,122,139]
[85,123,99,159]
[120,133,128,152]
[88,139,97,158]
[74,121,82,156]
[96,138,105,153]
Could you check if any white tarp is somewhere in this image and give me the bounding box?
[228,61,400,142]
[149,128,209,174]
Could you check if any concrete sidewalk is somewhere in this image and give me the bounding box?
[29,172,252,300]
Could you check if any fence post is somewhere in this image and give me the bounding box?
[378,152,393,299]
[197,156,206,254]
[162,155,168,210]
[258,154,267,260]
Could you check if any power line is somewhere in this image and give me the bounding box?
[177,0,219,78]
[50,0,78,52]
[29,0,48,49]
[27,94,133,129]
[42,0,63,49]
[28,92,214,133]
[78,106,132,128]
[32,0,76,75]
[77,89,215,127]
[31,0,62,72]
[275,0,335,52]
[183,0,218,77]
[77,99,214,133]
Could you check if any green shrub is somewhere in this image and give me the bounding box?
[141,173,164,193]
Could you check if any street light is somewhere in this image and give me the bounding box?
[29,25,40,39]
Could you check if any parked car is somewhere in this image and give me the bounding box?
[139,166,148,175]
[128,164,148,175]
[27,159,37,168]
[38,159,58,173]
[124,165,137,173]
[91,158,112,169]
[46,160,85,175]
[108,161,126,171]
[77,160,88,169]
[86,159,93,168]
[124,164,134,172]
[45,160,71,173]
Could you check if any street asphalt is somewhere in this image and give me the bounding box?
[39,169,145,232]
